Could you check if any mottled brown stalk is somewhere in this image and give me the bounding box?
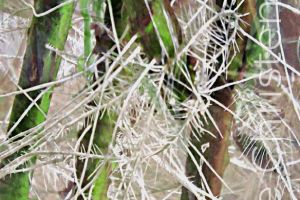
[181,0,256,199]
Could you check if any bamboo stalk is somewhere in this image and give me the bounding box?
[181,0,257,199]
[75,1,182,198]
[0,1,75,199]
[123,0,181,59]
[75,1,119,199]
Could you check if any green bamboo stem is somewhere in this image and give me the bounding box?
[79,0,92,59]
[75,1,180,198]
[75,1,118,199]
[123,0,181,59]
[76,112,117,200]
[0,1,75,199]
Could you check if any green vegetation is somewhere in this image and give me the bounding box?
[0,1,75,199]
[0,0,292,199]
